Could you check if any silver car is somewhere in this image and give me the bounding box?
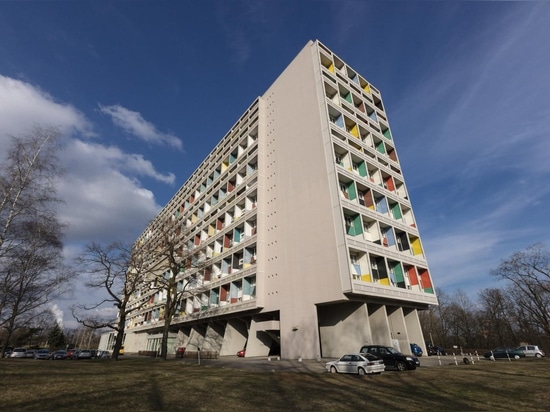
[516,345,545,358]
[34,349,51,360]
[10,348,27,358]
[325,353,385,375]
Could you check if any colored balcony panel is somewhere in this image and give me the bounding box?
[381,226,396,247]
[345,120,359,138]
[359,189,375,210]
[357,160,367,177]
[210,289,219,305]
[220,284,229,302]
[374,195,388,214]
[388,148,398,163]
[329,107,344,128]
[224,234,232,248]
[390,202,402,220]
[375,141,386,155]
[382,127,392,140]
[233,227,242,243]
[347,181,357,200]
[384,176,395,192]
[320,53,335,73]
[345,213,363,236]
[361,273,372,282]
[367,107,377,121]
[389,261,405,288]
[410,237,423,256]
[354,98,366,113]
[230,281,241,303]
[418,268,434,293]
[243,276,256,297]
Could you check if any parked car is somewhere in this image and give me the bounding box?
[326,353,385,375]
[426,343,447,356]
[97,350,111,359]
[410,343,423,357]
[484,347,525,360]
[25,349,36,358]
[10,348,27,358]
[34,349,51,360]
[52,350,68,360]
[77,349,93,359]
[516,345,545,358]
[237,349,246,357]
[360,345,419,371]
[67,349,78,359]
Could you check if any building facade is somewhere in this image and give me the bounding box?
[119,40,438,359]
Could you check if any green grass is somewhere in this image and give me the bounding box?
[1,357,549,411]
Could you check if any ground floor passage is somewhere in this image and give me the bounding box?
[114,301,427,360]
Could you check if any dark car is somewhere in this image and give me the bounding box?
[426,343,447,356]
[484,347,525,360]
[76,349,93,359]
[360,345,419,371]
[52,350,68,360]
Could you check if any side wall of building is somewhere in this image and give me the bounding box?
[259,41,349,359]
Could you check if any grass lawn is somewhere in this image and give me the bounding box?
[1,357,548,411]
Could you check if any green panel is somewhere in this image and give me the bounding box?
[424,287,434,294]
[233,227,241,242]
[344,92,352,103]
[383,128,392,140]
[353,214,363,236]
[347,181,357,200]
[391,203,402,219]
[393,263,404,283]
[376,142,386,154]
[358,161,367,177]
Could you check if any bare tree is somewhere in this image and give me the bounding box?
[137,217,202,360]
[73,242,147,360]
[0,127,70,355]
[478,288,518,347]
[491,243,550,346]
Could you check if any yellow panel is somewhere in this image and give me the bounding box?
[221,163,228,172]
[411,238,423,256]
[328,63,334,73]
[361,273,372,282]
[379,278,390,286]
[350,124,359,138]
[208,226,215,236]
[363,84,371,94]
[244,263,251,269]
[191,214,197,223]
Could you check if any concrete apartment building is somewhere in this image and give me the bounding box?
[113,40,438,360]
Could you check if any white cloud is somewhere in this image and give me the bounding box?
[0,74,92,141]
[57,139,164,243]
[0,74,173,327]
[99,104,183,150]
[49,304,65,329]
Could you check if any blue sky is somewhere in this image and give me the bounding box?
[1,1,549,328]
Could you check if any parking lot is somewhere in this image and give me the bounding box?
[180,353,475,373]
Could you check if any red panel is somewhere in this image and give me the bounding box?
[419,269,432,288]
[407,266,419,285]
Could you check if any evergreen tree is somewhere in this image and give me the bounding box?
[48,322,66,349]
